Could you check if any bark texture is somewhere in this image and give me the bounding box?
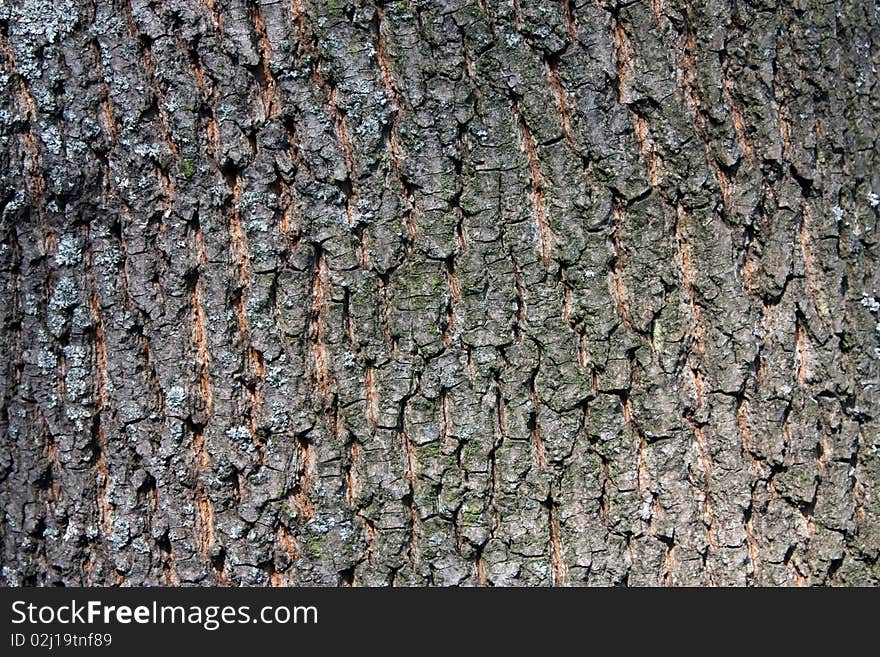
[2,0,879,586]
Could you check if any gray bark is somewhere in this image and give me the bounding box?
[1,0,879,586]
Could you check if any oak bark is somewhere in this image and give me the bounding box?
[2,0,879,586]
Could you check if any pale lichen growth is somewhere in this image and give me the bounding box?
[54,234,82,266]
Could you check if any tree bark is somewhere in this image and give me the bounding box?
[1,0,879,586]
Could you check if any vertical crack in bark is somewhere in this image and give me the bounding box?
[772,60,792,162]
[610,13,631,105]
[373,10,418,250]
[560,269,573,326]
[539,51,599,192]
[18,124,47,224]
[562,0,577,40]
[795,315,808,384]
[144,474,175,584]
[1,29,47,223]
[137,333,165,417]
[270,524,298,586]
[91,38,117,201]
[475,550,487,586]
[377,271,397,356]
[442,256,462,347]
[184,42,221,163]
[799,200,820,319]
[651,0,664,26]
[511,100,553,267]
[461,40,485,111]
[477,373,506,584]
[365,363,378,430]
[682,338,717,573]
[621,395,648,499]
[722,73,752,159]
[465,346,476,385]
[293,431,315,523]
[633,114,659,188]
[677,9,731,205]
[598,455,611,528]
[850,425,866,537]
[290,0,358,229]
[86,238,109,411]
[398,397,418,567]
[0,29,37,114]
[193,425,225,584]
[225,168,264,456]
[123,2,179,160]
[348,424,378,572]
[528,370,547,470]
[309,243,331,401]
[476,0,493,25]
[345,437,360,508]
[331,86,357,228]
[512,259,526,342]
[374,7,402,170]
[93,419,113,540]
[252,3,282,121]
[191,214,213,418]
[675,204,705,355]
[547,491,566,586]
[85,226,115,551]
[609,199,635,333]
[200,0,223,32]
[741,214,759,296]
[277,185,300,254]
[736,398,762,582]
[577,333,590,369]
[692,421,717,548]
[342,284,356,348]
[439,386,452,446]
[663,537,676,586]
[373,7,400,111]
[545,59,575,150]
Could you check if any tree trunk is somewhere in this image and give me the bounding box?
[1,0,878,586]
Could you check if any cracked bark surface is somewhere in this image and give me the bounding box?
[1,0,879,586]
